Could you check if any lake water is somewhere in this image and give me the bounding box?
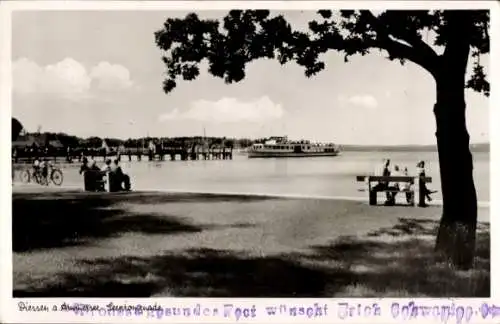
[19,151,490,203]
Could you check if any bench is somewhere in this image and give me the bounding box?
[83,170,107,192]
[83,170,131,192]
[356,175,433,207]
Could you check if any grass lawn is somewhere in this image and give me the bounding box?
[12,189,490,297]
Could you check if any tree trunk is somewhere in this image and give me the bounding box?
[433,12,478,270]
[433,82,478,270]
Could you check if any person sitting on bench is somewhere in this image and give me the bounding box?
[83,159,103,191]
[386,165,403,205]
[402,166,414,204]
[373,158,392,204]
[112,159,131,191]
[89,159,100,172]
[101,159,112,172]
[80,157,91,191]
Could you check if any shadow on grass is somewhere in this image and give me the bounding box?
[111,192,279,205]
[12,192,256,253]
[366,217,490,237]
[308,232,489,297]
[14,249,333,297]
[13,218,490,298]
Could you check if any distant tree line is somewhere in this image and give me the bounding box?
[15,132,257,149]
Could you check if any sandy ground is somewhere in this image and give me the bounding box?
[12,187,490,297]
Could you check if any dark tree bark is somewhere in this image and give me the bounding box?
[433,11,478,270]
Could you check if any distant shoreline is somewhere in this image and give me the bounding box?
[11,185,491,209]
[340,143,489,153]
[13,131,489,153]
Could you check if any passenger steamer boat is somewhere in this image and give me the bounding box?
[247,136,341,158]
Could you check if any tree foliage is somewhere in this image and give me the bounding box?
[13,132,245,149]
[12,118,24,141]
[155,10,489,96]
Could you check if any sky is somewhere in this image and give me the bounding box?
[11,10,490,145]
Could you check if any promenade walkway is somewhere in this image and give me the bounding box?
[12,188,490,297]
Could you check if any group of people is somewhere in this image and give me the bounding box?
[79,157,131,192]
[374,159,435,206]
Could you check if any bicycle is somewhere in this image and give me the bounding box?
[21,165,64,186]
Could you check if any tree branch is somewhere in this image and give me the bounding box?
[377,11,440,60]
[364,10,439,77]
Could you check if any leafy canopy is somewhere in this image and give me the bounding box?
[12,118,24,141]
[155,10,489,96]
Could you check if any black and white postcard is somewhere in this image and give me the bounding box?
[1,1,498,323]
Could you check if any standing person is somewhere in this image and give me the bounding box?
[39,158,49,184]
[80,157,92,191]
[32,157,41,179]
[417,161,435,205]
[29,147,34,163]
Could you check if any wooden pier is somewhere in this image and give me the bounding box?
[12,144,234,164]
[122,145,234,162]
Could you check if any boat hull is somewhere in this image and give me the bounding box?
[247,151,340,158]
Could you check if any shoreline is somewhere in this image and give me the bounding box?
[11,183,491,209]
